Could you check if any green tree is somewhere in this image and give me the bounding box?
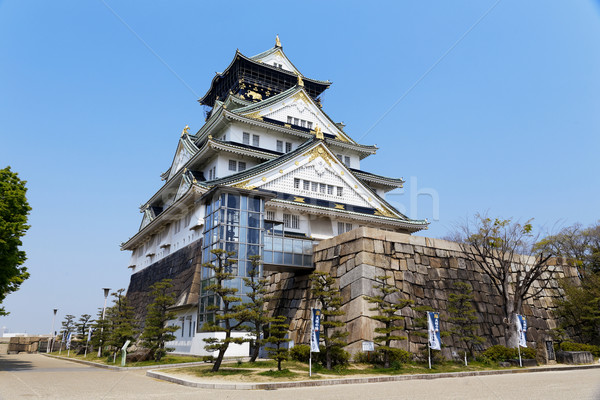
[447,282,484,362]
[90,307,112,356]
[0,166,31,315]
[241,255,271,363]
[61,314,76,336]
[266,315,290,371]
[140,279,180,362]
[364,275,413,368]
[201,249,247,372]
[106,289,137,359]
[538,222,600,278]
[454,214,553,347]
[76,314,93,340]
[553,272,600,345]
[310,271,348,370]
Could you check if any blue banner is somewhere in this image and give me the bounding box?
[516,314,527,347]
[427,312,441,350]
[311,308,321,353]
[66,332,72,350]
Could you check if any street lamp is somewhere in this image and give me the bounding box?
[48,308,57,353]
[97,288,110,358]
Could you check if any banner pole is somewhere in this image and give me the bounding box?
[518,345,522,367]
[309,307,313,378]
[428,343,431,369]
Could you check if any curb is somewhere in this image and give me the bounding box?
[146,363,600,390]
[42,354,211,371]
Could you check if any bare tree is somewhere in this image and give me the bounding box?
[454,214,553,348]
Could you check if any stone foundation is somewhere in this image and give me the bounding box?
[266,227,576,357]
[126,239,203,327]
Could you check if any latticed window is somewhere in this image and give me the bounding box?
[285,142,292,153]
[311,182,318,192]
[337,186,343,197]
[344,156,351,167]
[238,161,246,171]
[276,140,283,152]
[243,132,250,145]
[291,215,300,229]
[303,180,310,190]
[266,210,275,220]
[283,213,291,228]
[327,185,334,195]
[252,134,260,147]
[319,183,326,193]
[228,160,237,171]
[287,116,293,124]
[294,178,300,189]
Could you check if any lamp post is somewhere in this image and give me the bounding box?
[48,308,57,353]
[97,288,110,358]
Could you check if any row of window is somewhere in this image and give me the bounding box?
[276,140,293,153]
[242,132,260,147]
[207,166,217,180]
[228,159,247,172]
[294,178,343,197]
[336,154,351,167]
[287,116,313,129]
[283,213,300,229]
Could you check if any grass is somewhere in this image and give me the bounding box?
[257,369,298,378]
[47,351,207,367]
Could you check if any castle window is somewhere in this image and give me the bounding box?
[319,183,326,194]
[300,120,306,128]
[338,222,353,234]
[327,185,334,195]
[243,132,250,145]
[311,182,318,192]
[294,118,299,125]
[287,116,293,124]
[283,213,300,229]
[307,121,313,130]
[276,140,283,152]
[266,210,275,220]
[337,187,343,197]
[238,161,246,171]
[285,142,292,153]
[229,160,237,171]
[252,134,260,147]
[294,178,300,189]
[344,156,351,167]
[303,180,310,190]
[336,154,343,161]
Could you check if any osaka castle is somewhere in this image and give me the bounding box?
[122,36,428,356]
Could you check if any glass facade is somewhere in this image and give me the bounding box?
[199,191,264,324]
[198,188,316,325]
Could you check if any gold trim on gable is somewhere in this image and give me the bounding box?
[293,197,305,203]
[302,144,338,168]
[334,204,345,210]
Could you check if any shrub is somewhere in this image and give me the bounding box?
[289,344,311,363]
[317,345,349,368]
[354,348,412,365]
[559,342,600,357]
[482,345,536,361]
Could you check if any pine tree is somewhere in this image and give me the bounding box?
[447,281,484,363]
[90,307,111,356]
[61,314,76,336]
[201,249,247,372]
[141,279,180,362]
[364,275,413,368]
[241,255,271,363]
[266,315,290,371]
[76,314,93,340]
[106,288,137,360]
[310,271,348,370]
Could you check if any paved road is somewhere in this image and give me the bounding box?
[1,354,600,400]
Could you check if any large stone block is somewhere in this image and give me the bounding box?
[340,263,379,288]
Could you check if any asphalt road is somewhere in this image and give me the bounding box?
[1,353,600,400]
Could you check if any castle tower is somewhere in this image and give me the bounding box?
[122,38,428,355]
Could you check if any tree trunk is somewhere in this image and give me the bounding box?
[249,339,260,363]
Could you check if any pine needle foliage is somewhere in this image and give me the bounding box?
[309,270,348,370]
[201,249,247,372]
[141,279,180,362]
[447,281,484,359]
[364,275,413,368]
[241,255,271,362]
[266,315,290,371]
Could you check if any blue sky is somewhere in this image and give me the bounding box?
[1,1,599,334]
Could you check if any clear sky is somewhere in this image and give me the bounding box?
[1,1,599,335]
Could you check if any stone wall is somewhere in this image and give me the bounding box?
[265,227,576,357]
[126,239,203,327]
